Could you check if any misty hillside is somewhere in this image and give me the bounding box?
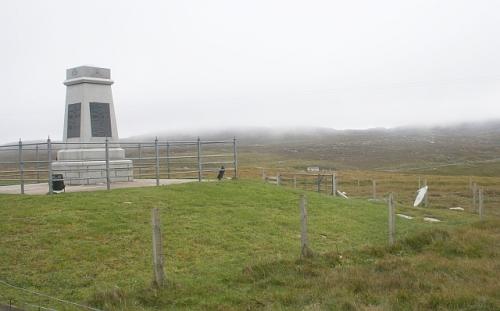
[131,120,500,143]
[128,120,500,175]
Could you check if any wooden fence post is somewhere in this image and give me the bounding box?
[262,168,266,182]
[472,183,478,212]
[317,174,321,193]
[293,175,297,189]
[372,180,376,199]
[277,173,281,186]
[300,195,313,258]
[332,173,337,196]
[388,193,395,246]
[478,188,484,221]
[151,208,165,287]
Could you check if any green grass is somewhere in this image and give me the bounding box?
[0,181,497,310]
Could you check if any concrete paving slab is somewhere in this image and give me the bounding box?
[0,179,197,195]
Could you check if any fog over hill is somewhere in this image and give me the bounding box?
[5,120,499,146]
[125,120,500,175]
[128,119,500,145]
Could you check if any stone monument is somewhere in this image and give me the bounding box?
[52,66,133,185]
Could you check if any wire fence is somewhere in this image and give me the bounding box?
[262,171,339,195]
[0,137,238,194]
[240,167,500,217]
[0,279,102,311]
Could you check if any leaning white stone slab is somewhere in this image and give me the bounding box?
[423,217,441,223]
[337,190,349,199]
[397,214,413,220]
[414,186,428,207]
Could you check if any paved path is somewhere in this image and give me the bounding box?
[0,304,24,311]
[0,179,197,195]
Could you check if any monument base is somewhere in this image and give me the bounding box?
[57,148,126,161]
[52,147,134,185]
[52,159,134,185]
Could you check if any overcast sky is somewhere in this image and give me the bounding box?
[1,0,499,143]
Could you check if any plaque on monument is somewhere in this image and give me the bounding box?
[90,102,112,137]
[67,103,81,138]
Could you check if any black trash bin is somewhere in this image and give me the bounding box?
[52,174,65,192]
[217,166,225,180]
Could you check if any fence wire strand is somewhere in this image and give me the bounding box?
[0,279,102,311]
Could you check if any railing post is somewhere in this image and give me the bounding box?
[47,137,53,195]
[35,144,40,183]
[155,137,160,186]
[388,193,395,246]
[138,143,142,178]
[18,139,24,194]
[166,141,171,179]
[105,137,111,190]
[197,137,202,182]
[233,137,238,179]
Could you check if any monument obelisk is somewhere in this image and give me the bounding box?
[52,66,133,185]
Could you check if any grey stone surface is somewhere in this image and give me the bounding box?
[57,148,125,161]
[0,179,198,195]
[54,65,134,185]
[62,66,119,144]
[52,159,133,185]
[66,66,111,80]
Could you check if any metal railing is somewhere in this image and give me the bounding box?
[0,137,238,194]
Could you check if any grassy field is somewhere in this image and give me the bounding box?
[1,180,498,310]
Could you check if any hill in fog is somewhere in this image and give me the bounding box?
[127,120,500,175]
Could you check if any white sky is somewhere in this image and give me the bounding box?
[1,0,499,142]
